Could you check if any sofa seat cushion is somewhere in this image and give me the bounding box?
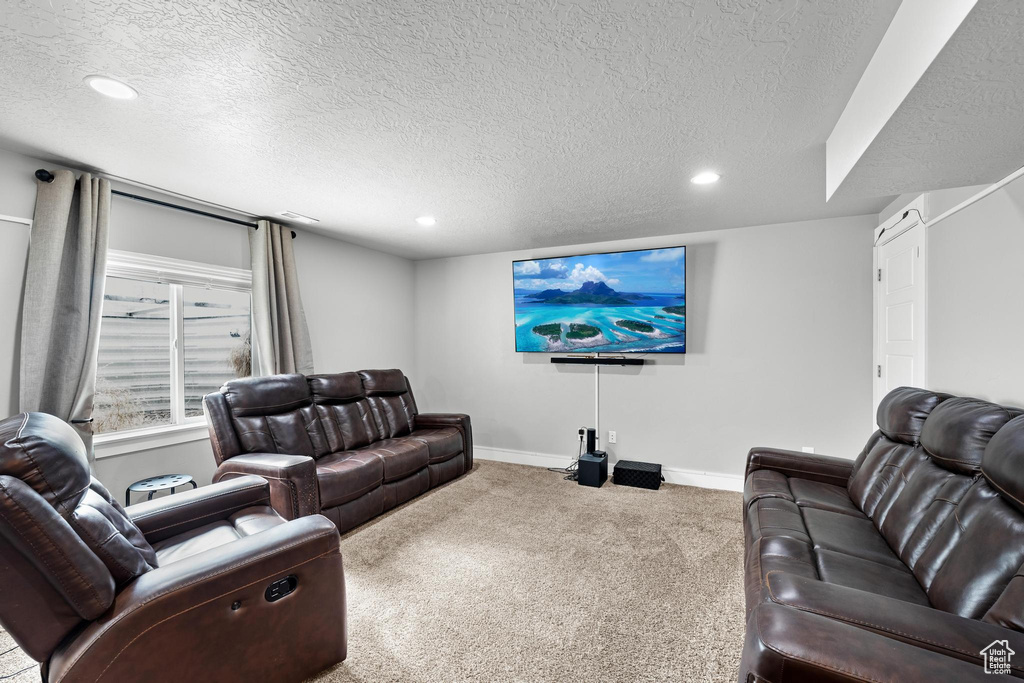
[744,469,864,520]
[788,479,865,518]
[409,428,463,463]
[815,549,931,606]
[802,507,905,569]
[358,438,429,483]
[317,451,385,508]
[152,505,286,565]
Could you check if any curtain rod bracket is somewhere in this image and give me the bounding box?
[35,169,55,183]
[253,226,297,238]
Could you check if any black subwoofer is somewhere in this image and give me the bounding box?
[578,451,607,488]
[613,460,664,490]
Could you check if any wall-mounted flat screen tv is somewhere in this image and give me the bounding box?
[513,246,685,353]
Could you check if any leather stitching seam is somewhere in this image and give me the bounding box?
[228,397,309,414]
[980,468,1024,509]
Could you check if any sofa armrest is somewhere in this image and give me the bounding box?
[764,570,1024,675]
[745,447,854,487]
[214,453,320,520]
[417,413,473,470]
[742,603,1004,682]
[127,475,271,543]
[47,515,346,682]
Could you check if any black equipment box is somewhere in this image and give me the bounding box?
[578,451,607,488]
[613,460,663,490]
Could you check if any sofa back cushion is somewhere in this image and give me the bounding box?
[920,398,1021,475]
[982,419,1024,630]
[859,400,1024,620]
[877,387,950,446]
[982,415,1024,514]
[308,373,380,452]
[874,452,970,567]
[871,397,1020,567]
[958,416,1024,628]
[220,374,330,458]
[847,388,949,517]
[915,480,1024,618]
[359,370,418,438]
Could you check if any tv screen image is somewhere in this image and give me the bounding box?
[513,246,685,354]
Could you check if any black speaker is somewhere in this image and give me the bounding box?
[585,428,597,453]
[613,460,663,490]
[578,451,607,488]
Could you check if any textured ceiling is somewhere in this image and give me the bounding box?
[0,0,905,259]
[834,0,1024,200]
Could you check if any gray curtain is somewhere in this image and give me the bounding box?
[249,220,314,376]
[20,170,110,465]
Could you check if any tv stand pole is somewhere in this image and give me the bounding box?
[594,364,600,452]
[549,355,645,454]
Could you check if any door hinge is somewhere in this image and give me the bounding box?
[877,365,882,378]
[877,268,882,282]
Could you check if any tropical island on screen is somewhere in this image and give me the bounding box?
[513,246,685,353]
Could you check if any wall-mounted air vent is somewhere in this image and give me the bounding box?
[276,211,319,224]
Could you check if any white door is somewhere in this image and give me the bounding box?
[874,214,926,414]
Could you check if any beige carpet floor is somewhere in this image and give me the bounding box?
[1,460,745,683]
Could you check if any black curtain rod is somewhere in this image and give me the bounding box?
[34,169,295,238]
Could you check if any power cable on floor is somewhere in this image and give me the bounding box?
[548,433,585,481]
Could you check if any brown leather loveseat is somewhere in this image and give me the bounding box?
[740,387,1024,681]
[0,412,346,682]
[203,369,472,533]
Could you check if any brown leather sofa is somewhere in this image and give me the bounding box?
[740,387,1024,682]
[0,412,346,683]
[203,369,472,533]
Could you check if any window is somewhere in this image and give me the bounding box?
[94,251,252,441]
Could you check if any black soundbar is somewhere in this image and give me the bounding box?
[550,356,645,366]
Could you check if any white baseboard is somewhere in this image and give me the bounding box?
[475,446,744,492]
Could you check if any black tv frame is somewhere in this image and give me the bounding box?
[512,244,686,354]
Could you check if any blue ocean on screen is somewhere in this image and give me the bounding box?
[513,247,685,354]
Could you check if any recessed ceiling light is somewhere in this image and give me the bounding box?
[690,171,721,185]
[416,216,436,227]
[277,211,319,224]
[84,75,138,100]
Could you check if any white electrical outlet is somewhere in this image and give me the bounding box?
[608,431,617,444]
[801,446,815,454]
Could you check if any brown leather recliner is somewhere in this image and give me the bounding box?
[740,387,1024,681]
[203,369,473,533]
[0,412,346,683]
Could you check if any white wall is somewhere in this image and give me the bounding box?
[925,175,1024,406]
[875,177,1024,408]
[0,147,416,498]
[412,215,876,482]
[295,231,416,374]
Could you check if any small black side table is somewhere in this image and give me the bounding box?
[125,474,196,506]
